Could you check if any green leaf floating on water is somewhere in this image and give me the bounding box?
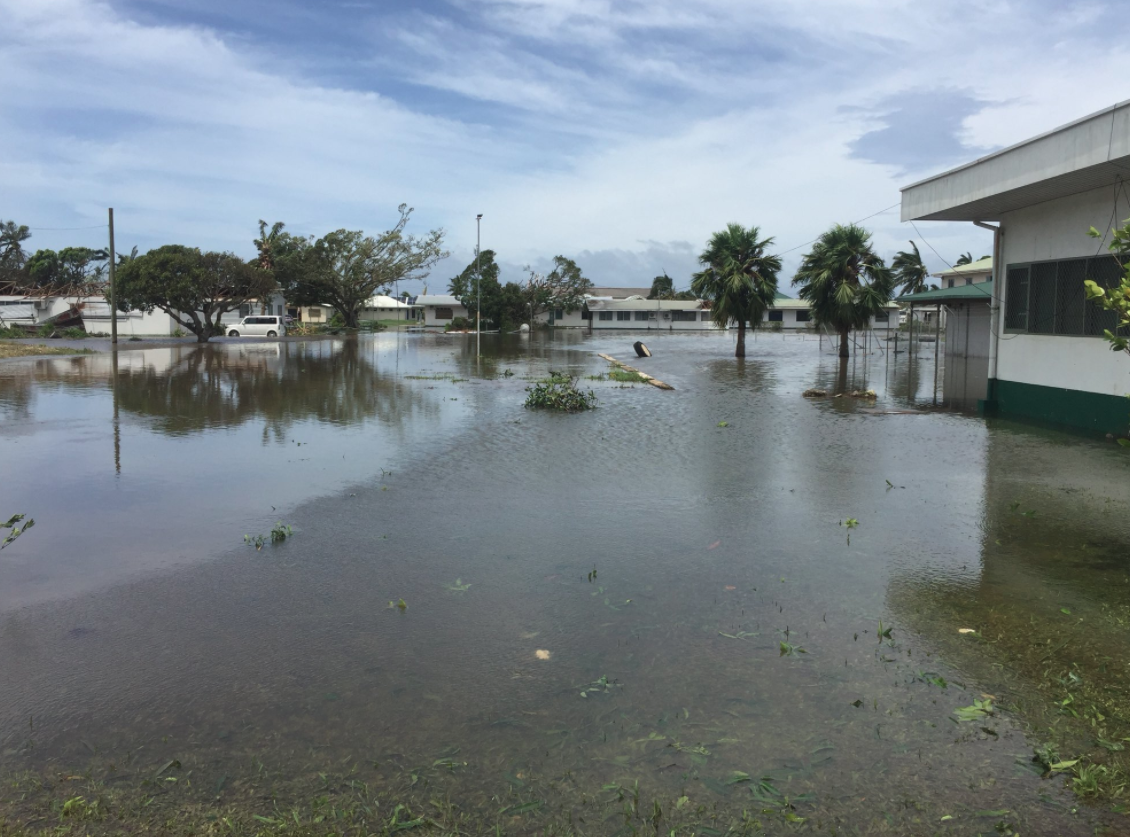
[953,698,994,722]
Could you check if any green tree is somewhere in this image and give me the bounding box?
[690,223,781,358]
[284,206,448,328]
[648,273,675,300]
[955,252,990,266]
[116,245,276,343]
[893,241,930,296]
[25,247,109,295]
[254,221,288,272]
[0,221,31,292]
[449,249,502,326]
[792,223,894,358]
[525,256,593,322]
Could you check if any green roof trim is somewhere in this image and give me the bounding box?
[898,281,994,304]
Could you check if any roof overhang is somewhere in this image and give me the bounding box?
[901,100,1130,222]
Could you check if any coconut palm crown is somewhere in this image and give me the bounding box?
[892,241,931,296]
[690,223,781,358]
[792,223,894,358]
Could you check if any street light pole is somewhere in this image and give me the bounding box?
[476,214,483,358]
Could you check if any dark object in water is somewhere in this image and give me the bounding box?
[633,341,651,358]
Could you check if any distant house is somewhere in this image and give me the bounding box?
[760,294,899,331]
[359,294,419,323]
[584,297,720,330]
[415,294,468,327]
[936,257,992,288]
[900,99,1130,434]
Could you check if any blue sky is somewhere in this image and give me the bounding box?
[2,0,1127,293]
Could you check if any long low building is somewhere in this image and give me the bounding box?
[901,99,1130,435]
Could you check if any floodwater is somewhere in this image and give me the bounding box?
[1,331,1129,834]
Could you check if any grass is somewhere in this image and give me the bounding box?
[608,367,647,384]
[0,343,97,359]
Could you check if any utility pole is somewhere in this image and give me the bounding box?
[108,208,117,345]
[476,214,483,358]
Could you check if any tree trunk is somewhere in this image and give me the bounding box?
[344,307,359,329]
[735,320,746,358]
[196,329,210,343]
[839,328,849,358]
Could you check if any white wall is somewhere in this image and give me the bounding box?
[422,303,468,327]
[945,301,991,359]
[997,184,1130,395]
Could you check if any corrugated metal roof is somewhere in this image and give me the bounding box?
[898,281,994,304]
[414,295,462,306]
[588,287,652,298]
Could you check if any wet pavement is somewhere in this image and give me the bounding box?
[1,330,1128,834]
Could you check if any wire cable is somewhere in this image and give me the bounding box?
[777,202,901,257]
[24,224,108,231]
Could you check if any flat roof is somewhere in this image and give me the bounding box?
[901,100,1130,222]
[898,281,994,304]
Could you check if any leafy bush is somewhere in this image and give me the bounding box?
[446,316,472,332]
[524,376,597,412]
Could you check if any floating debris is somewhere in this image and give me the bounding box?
[802,388,827,397]
[535,649,551,660]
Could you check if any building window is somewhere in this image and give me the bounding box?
[616,311,631,321]
[947,279,955,288]
[554,308,565,320]
[701,312,713,322]
[795,310,811,322]
[767,310,784,322]
[239,304,251,317]
[671,310,697,322]
[634,311,651,321]
[598,311,613,321]
[965,277,973,285]
[874,311,890,322]
[276,305,283,316]
[581,308,592,320]
[435,307,453,320]
[1004,255,1121,336]
[308,308,323,321]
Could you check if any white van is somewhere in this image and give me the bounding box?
[226,315,286,338]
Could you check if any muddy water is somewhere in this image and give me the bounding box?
[1,331,1128,834]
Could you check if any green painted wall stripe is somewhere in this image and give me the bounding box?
[983,378,1129,436]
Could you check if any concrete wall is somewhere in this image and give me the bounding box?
[997,184,1130,397]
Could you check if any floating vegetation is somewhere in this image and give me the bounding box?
[579,675,620,697]
[270,522,293,543]
[388,598,408,611]
[844,518,859,529]
[1,514,33,550]
[779,641,806,656]
[717,420,729,428]
[953,697,995,722]
[802,388,827,397]
[444,579,471,593]
[608,367,647,384]
[524,376,596,412]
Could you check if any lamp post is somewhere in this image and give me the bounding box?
[476,214,483,358]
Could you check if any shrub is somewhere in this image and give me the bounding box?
[524,376,597,412]
[446,316,472,332]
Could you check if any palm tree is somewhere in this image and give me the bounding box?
[893,241,930,296]
[792,224,894,358]
[254,220,286,272]
[690,223,781,358]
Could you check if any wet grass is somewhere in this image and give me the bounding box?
[0,343,97,360]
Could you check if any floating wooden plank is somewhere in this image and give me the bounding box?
[597,353,674,390]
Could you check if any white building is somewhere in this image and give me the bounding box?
[1,293,288,337]
[936,257,992,289]
[415,294,468,327]
[759,296,899,331]
[584,297,721,330]
[359,294,418,323]
[901,99,1130,435]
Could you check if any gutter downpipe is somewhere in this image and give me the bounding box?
[974,220,1002,413]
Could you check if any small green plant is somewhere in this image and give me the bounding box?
[244,533,266,550]
[524,376,596,412]
[717,420,729,428]
[953,697,995,722]
[1,514,34,550]
[388,598,408,611]
[171,327,186,338]
[779,641,807,656]
[844,518,859,529]
[270,522,293,543]
[579,675,620,697]
[877,620,892,641]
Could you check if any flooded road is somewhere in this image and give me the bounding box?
[1,331,1128,835]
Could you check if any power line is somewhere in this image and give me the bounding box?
[777,202,901,257]
[24,224,108,231]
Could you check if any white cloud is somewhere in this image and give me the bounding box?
[1,0,1128,288]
